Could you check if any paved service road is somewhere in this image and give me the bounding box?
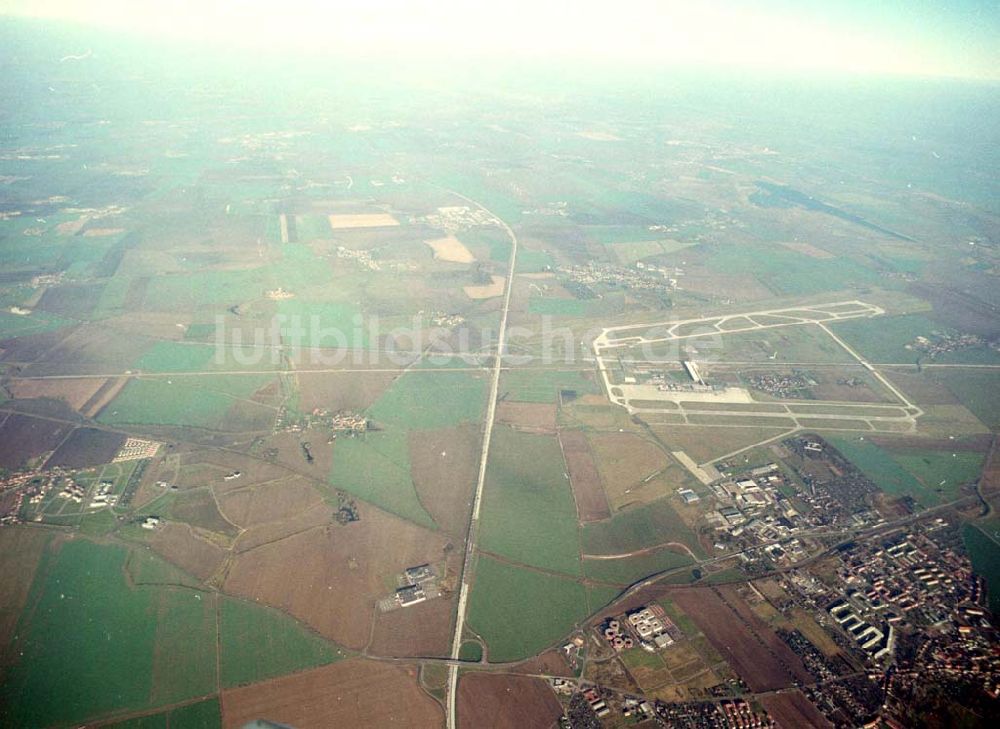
[444,191,518,729]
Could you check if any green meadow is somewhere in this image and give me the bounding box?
[467,556,589,662]
[328,430,436,529]
[705,244,881,296]
[103,698,222,729]
[477,427,581,575]
[98,373,275,429]
[219,596,346,687]
[582,548,694,586]
[366,368,486,429]
[830,437,983,507]
[500,368,599,403]
[0,539,346,728]
[582,496,705,559]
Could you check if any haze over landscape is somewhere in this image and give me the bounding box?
[0,2,998,728]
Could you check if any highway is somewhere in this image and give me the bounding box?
[444,191,519,729]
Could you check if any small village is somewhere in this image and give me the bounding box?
[907,332,1000,359]
[551,676,776,729]
[555,261,679,298]
[274,407,368,436]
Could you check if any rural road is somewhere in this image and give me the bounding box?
[444,191,519,729]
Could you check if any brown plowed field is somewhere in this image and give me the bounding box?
[497,401,557,432]
[218,476,325,529]
[224,504,449,650]
[46,427,126,469]
[760,689,833,728]
[295,369,397,412]
[81,376,128,417]
[221,659,441,729]
[24,323,150,375]
[8,377,106,412]
[409,424,479,538]
[147,522,226,582]
[512,649,574,678]
[35,283,103,316]
[457,672,563,729]
[714,585,812,684]
[369,596,454,658]
[183,451,294,493]
[559,429,610,522]
[0,326,73,364]
[168,488,239,537]
[263,428,335,481]
[589,432,673,508]
[233,501,334,553]
[0,413,72,470]
[671,587,811,692]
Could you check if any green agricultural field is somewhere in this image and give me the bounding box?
[528,296,604,317]
[516,248,555,273]
[147,588,218,706]
[135,341,216,372]
[830,437,980,507]
[830,313,1000,365]
[582,548,694,586]
[103,698,222,729]
[829,436,925,502]
[477,427,581,575]
[500,368,599,403]
[828,313,938,363]
[296,214,335,241]
[126,546,201,588]
[585,225,665,245]
[0,539,211,727]
[705,244,881,296]
[219,596,346,687]
[934,370,1000,430]
[366,369,486,429]
[467,556,589,662]
[78,508,119,536]
[0,539,348,727]
[0,309,72,339]
[277,299,367,349]
[701,567,746,584]
[143,267,271,310]
[581,497,705,559]
[328,430,436,529]
[963,523,1000,614]
[587,584,622,614]
[0,222,70,269]
[98,373,275,430]
[658,323,853,364]
[141,244,334,311]
[891,450,984,501]
[456,226,512,262]
[609,239,669,264]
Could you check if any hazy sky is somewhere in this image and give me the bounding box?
[2,0,998,79]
